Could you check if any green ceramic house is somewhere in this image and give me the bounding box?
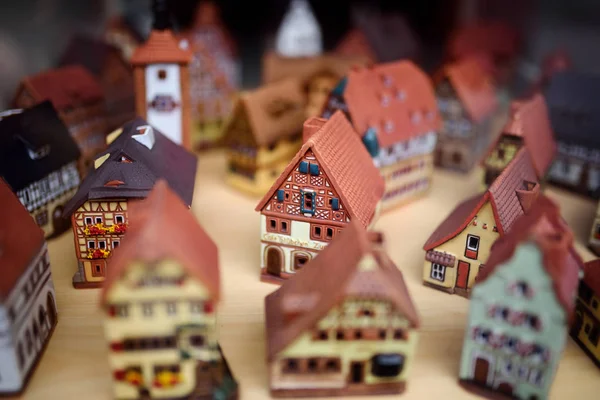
[458,196,582,399]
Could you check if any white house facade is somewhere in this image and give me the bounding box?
[144,63,183,145]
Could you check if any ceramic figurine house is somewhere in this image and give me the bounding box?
[423,148,539,297]
[265,222,419,397]
[544,71,600,198]
[131,0,193,149]
[12,65,108,173]
[222,78,306,196]
[178,1,239,150]
[571,259,600,367]
[0,102,81,237]
[59,35,136,130]
[275,0,322,58]
[321,61,440,211]
[63,119,197,288]
[434,56,499,172]
[255,111,384,283]
[459,196,581,399]
[482,93,556,186]
[0,179,58,396]
[101,181,238,400]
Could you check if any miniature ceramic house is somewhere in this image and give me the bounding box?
[482,93,556,186]
[131,0,193,149]
[101,180,238,400]
[589,205,600,256]
[265,222,419,397]
[459,196,581,399]
[0,179,58,396]
[321,61,441,211]
[12,65,108,174]
[275,0,322,58]
[262,52,368,118]
[544,71,600,198]
[0,102,81,238]
[178,1,239,150]
[423,148,539,297]
[222,78,306,196]
[63,119,197,288]
[434,56,499,172]
[255,111,384,283]
[571,259,600,367]
[59,35,135,131]
[104,16,144,61]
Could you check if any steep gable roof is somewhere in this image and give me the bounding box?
[0,101,81,192]
[63,118,197,215]
[0,179,45,301]
[101,180,219,303]
[256,111,384,227]
[265,221,419,360]
[343,61,441,148]
[131,30,192,65]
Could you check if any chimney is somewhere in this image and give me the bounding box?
[516,180,540,213]
[133,125,156,150]
[303,117,327,143]
[152,0,172,31]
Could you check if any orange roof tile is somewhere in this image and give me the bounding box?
[101,180,219,303]
[256,111,384,228]
[343,61,441,148]
[583,259,600,296]
[265,222,419,360]
[335,28,377,62]
[131,30,192,65]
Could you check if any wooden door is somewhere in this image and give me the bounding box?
[350,362,364,384]
[266,248,282,277]
[456,261,470,289]
[473,357,489,386]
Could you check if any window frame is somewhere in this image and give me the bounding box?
[85,217,93,225]
[310,224,323,241]
[430,263,446,282]
[95,216,103,224]
[465,234,480,259]
[300,190,316,215]
[115,215,124,224]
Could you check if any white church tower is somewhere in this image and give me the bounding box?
[275,0,323,57]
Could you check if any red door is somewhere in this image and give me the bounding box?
[456,261,470,289]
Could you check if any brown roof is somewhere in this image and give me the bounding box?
[131,30,192,65]
[256,111,384,227]
[437,56,498,123]
[15,65,104,110]
[0,179,45,301]
[424,148,538,250]
[476,195,582,321]
[265,221,419,360]
[101,180,219,303]
[583,259,600,296]
[343,61,441,148]
[226,78,306,146]
[262,51,369,85]
[335,28,377,62]
[447,20,520,65]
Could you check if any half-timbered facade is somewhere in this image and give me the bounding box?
[255,112,384,283]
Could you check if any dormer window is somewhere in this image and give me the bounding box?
[26,145,51,160]
[119,155,133,163]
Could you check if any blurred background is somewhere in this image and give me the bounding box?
[0,0,599,109]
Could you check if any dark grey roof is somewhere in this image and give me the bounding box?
[64,118,197,215]
[544,71,600,148]
[0,101,81,192]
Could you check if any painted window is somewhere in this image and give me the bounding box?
[502,359,514,376]
[88,241,96,249]
[326,227,334,240]
[142,303,153,317]
[85,217,93,225]
[267,217,291,235]
[115,215,124,224]
[166,302,177,316]
[190,301,203,314]
[190,335,204,347]
[503,336,518,353]
[112,240,120,248]
[512,281,533,297]
[95,217,103,224]
[311,225,322,240]
[430,263,446,281]
[529,369,544,387]
[301,190,316,215]
[331,197,340,210]
[465,235,480,259]
[313,330,328,340]
[371,354,404,377]
[110,304,129,317]
[120,337,177,351]
[293,253,309,270]
[92,263,105,278]
[277,189,285,202]
[98,240,107,249]
[157,69,167,80]
[309,163,319,176]
[282,359,300,373]
[299,161,309,173]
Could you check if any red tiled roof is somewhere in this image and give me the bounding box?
[101,180,220,303]
[0,179,45,301]
[447,20,520,64]
[265,222,419,360]
[335,28,377,62]
[476,195,582,321]
[256,111,384,228]
[18,65,104,110]
[583,259,600,296]
[343,61,441,148]
[131,30,192,65]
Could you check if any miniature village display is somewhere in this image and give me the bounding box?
[12,65,108,174]
[544,71,600,198]
[178,1,239,150]
[0,179,58,396]
[434,56,499,172]
[255,111,384,283]
[222,78,306,196]
[0,101,81,238]
[59,35,136,131]
[482,93,556,186]
[100,181,238,400]
[459,196,581,399]
[275,0,322,58]
[321,61,440,211]
[63,119,197,289]
[131,0,193,150]
[265,222,419,397]
[423,148,539,297]
[572,259,600,367]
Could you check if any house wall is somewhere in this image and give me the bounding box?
[482,136,523,186]
[104,258,219,399]
[422,201,500,294]
[548,141,600,197]
[459,243,567,399]
[144,64,183,146]
[0,308,21,394]
[380,154,433,211]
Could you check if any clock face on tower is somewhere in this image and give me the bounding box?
[149,95,180,113]
[144,64,184,145]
